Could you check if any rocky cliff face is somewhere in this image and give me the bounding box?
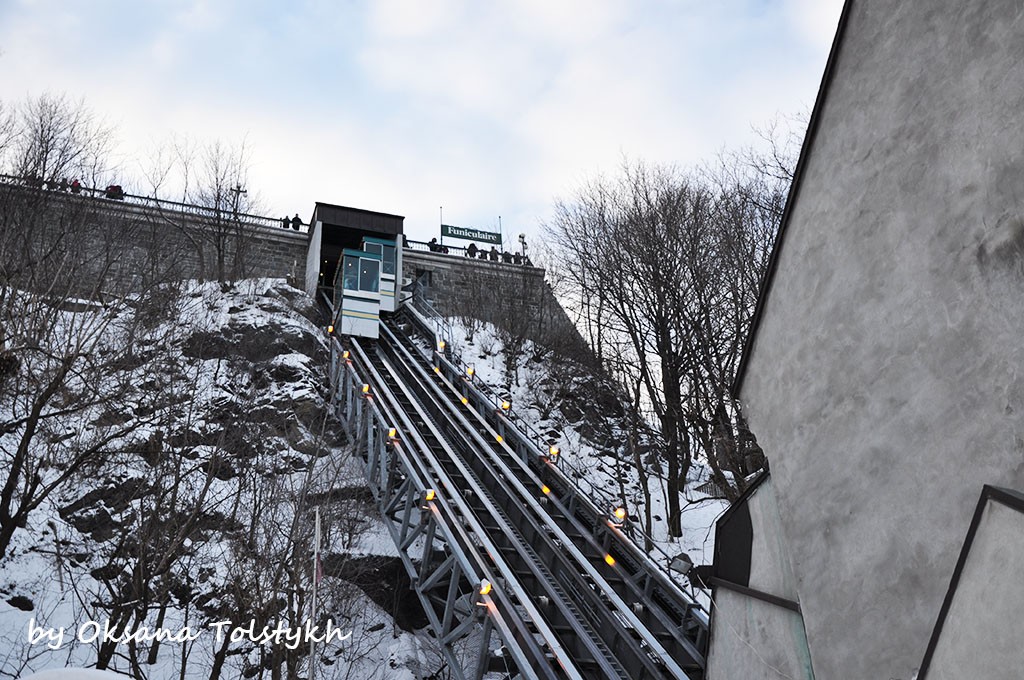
[0,280,428,680]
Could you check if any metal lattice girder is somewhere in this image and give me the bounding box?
[334,359,489,680]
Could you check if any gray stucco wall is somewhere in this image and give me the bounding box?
[925,499,1024,680]
[739,2,1024,679]
[708,478,814,680]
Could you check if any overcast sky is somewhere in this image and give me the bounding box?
[0,0,843,246]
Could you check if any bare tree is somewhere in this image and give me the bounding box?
[5,93,113,188]
[136,135,261,285]
[0,95,185,558]
[192,140,258,284]
[545,143,795,531]
[0,100,18,172]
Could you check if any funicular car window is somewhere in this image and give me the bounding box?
[359,259,379,293]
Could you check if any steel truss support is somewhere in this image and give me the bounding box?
[328,338,560,680]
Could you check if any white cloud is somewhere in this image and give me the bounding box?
[365,0,466,38]
[0,0,844,245]
[173,0,225,32]
[497,0,626,46]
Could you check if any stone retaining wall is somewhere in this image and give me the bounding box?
[402,249,587,357]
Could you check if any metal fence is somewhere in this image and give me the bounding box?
[405,238,538,267]
[0,173,308,233]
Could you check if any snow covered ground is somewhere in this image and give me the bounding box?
[0,280,431,679]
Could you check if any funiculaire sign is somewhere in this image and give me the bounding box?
[441,224,501,244]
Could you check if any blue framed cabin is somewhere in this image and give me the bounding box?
[361,235,402,313]
[336,248,382,339]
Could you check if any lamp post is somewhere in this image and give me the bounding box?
[230,183,247,220]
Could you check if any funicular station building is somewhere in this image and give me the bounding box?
[303,201,578,351]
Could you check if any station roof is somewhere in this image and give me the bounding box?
[312,202,405,236]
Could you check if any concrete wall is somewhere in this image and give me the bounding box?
[708,477,814,680]
[738,2,1024,679]
[924,497,1024,680]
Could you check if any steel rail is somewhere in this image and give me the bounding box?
[345,340,556,679]
[386,320,708,671]
[398,305,710,620]
[334,345,511,679]
[428,341,712,657]
[402,300,709,613]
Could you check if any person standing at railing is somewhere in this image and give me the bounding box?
[291,213,302,230]
[488,246,499,261]
[70,178,81,194]
[466,242,478,258]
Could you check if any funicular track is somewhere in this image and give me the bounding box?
[392,308,711,650]
[336,336,575,680]
[369,334,660,679]
[330,301,709,679]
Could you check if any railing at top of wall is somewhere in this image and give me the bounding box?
[404,239,539,268]
[0,172,308,234]
[409,286,456,358]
